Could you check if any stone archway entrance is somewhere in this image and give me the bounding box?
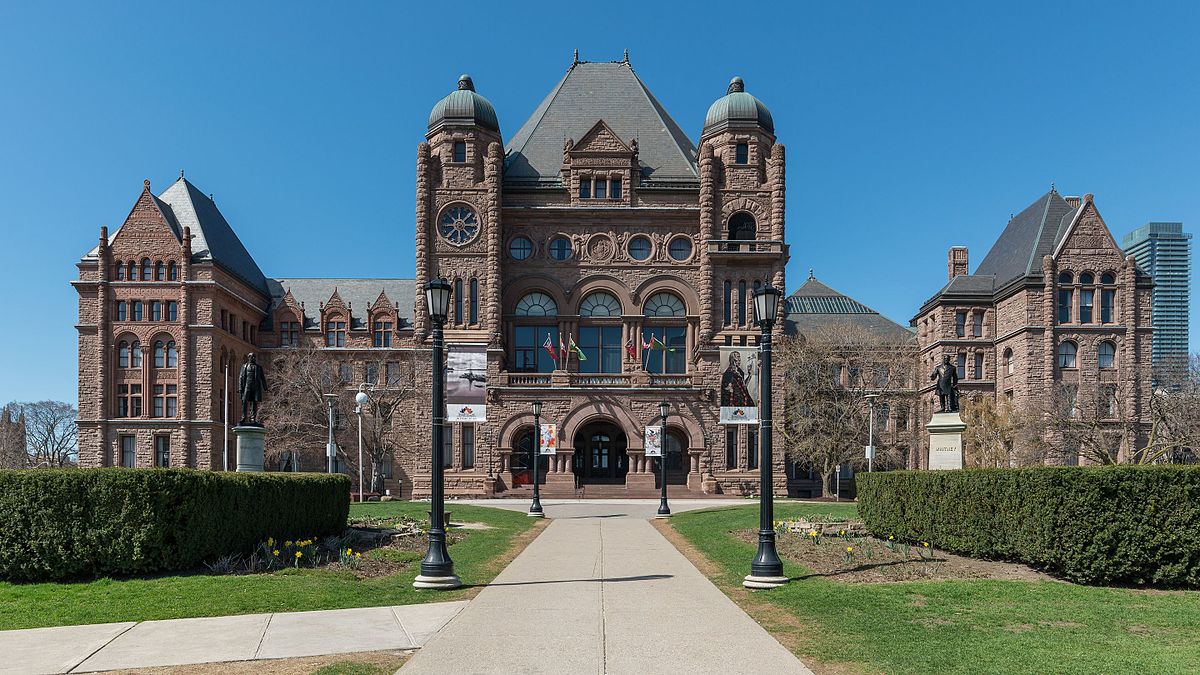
[573,421,628,484]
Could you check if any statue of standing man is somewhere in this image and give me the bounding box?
[239,353,268,426]
[930,354,959,413]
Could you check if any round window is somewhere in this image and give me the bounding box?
[628,236,652,261]
[509,236,533,260]
[668,237,692,261]
[548,236,572,261]
[438,205,480,246]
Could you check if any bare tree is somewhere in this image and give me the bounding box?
[777,321,918,497]
[355,362,419,492]
[0,405,27,468]
[960,395,1046,467]
[4,401,78,467]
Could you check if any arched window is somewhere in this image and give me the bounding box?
[727,212,756,251]
[643,293,686,317]
[118,341,130,368]
[1058,271,1073,283]
[1100,272,1116,285]
[1057,341,1078,369]
[141,258,152,281]
[454,278,464,324]
[515,292,558,317]
[130,341,142,368]
[722,281,732,326]
[167,341,177,367]
[1079,272,1095,323]
[1100,272,1117,323]
[154,341,165,368]
[1079,272,1094,285]
[115,262,125,280]
[664,431,686,472]
[1004,348,1014,376]
[155,261,165,281]
[580,292,622,317]
[737,281,747,325]
[167,261,178,281]
[1098,341,1116,369]
[469,278,479,324]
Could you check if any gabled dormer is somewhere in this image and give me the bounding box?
[320,289,350,347]
[562,120,637,206]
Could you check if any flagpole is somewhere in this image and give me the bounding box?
[223,362,229,471]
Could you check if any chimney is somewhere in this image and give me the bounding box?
[1064,195,1082,208]
[948,246,969,281]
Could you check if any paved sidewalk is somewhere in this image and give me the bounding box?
[0,601,466,674]
[402,502,812,675]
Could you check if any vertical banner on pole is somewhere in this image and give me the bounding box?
[446,344,487,422]
[539,424,557,455]
[644,425,663,457]
[719,346,760,424]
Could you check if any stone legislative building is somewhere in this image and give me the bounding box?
[74,54,791,497]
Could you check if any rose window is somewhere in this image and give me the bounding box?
[439,206,480,245]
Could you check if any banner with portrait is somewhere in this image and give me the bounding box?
[446,344,487,422]
[539,424,558,455]
[719,345,760,425]
[644,425,663,457]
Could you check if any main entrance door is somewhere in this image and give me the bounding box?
[573,422,627,484]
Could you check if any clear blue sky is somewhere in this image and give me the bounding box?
[1,1,1196,404]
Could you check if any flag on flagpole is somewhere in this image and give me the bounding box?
[568,335,587,361]
[650,335,676,352]
[559,333,568,363]
[625,338,636,359]
[641,333,652,351]
[543,333,558,367]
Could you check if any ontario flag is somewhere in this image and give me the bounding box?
[568,335,587,361]
[650,335,676,352]
[625,338,636,359]
[543,333,558,361]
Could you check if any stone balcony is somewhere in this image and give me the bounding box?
[496,370,701,388]
[705,239,788,263]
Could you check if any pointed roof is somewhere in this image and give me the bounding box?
[974,189,1079,285]
[785,274,913,338]
[156,178,269,295]
[268,278,416,331]
[84,177,269,297]
[504,60,698,186]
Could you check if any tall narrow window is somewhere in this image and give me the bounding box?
[723,281,732,326]
[469,278,479,324]
[115,262,125,280]
[373,320,393,347]
[154,341,165,368]
[1101,288,1116,323]
[155,436,170,467]
[387,361,401,387]
[462,424,475,469]
[735,143,749,164]
[167,261,177,281]
[118,341,130,368]
[166,341,177,367]
[129,384,142,416]
[166,301,178,321]
[326,320,346,347]
[610,178,621,199]
[725,427,738,470]
[155,262,165,281]
[972,311,983,337]
[153,385,165,417]
[452,141,466,162]
[1098,341,1116,369]
[955,311,966,337]
[1005,348,1014,375]
[116,301,127,321]
[579,178,591,199]
[221,310,228,331]
[339,363,352,383]
[955,353,966,379]
[281,321,300,347]
[1057,341,1078,369]
[1080,289,1094,323]
[366,362,378,384]
[442,424,454,468]
[1058,272,1073,323]
[594,178,606,199]
[579,326,622,374]
[141,258,152,281]
[166,384,177,417]
[130,341,142,368]
[454,279,464,324]
[117,384,130,417]
[974,352,984,379]
[132,301,143,321]
[150,301,162,321]
[121,435,136,467]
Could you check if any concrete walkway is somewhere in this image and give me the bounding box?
[0,601,466,674]
[402,501,812,675]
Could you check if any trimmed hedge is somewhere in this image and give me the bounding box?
[0,469,350,582]
[856,466,1200,587]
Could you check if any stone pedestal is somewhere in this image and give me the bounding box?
[926,412,965,470]
[234,425,266,472]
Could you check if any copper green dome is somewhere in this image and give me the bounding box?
[702,76,774,136]
[428,74,500,134]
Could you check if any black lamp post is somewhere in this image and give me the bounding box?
[414,278,460,590]
[528,400,544,517]
[745,283,787,589]
[655,400,671,518]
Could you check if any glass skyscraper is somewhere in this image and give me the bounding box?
[1122,222,1192,372]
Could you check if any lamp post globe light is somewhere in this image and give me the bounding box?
[414,278,461,590]
[528,400,544,517]
[745,283,788,589]
[355,386,370,503]
[324,393,339,474]
[655,400,671,518]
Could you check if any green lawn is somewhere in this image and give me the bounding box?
[672,503,1200,674]
[0,502,535,630]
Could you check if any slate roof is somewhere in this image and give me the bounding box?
[268,278,416,331]
[85,177,270,297]
[974,190,1079,286]
[785,275,914,339]
[504,61,699,187]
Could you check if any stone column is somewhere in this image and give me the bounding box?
[926,412,965,470]
[234,425,266,472]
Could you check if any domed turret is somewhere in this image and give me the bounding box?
[428,74,500,134]
[702,76,774,137]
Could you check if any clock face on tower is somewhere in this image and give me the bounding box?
[438,205,480,246]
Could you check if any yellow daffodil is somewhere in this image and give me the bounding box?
[923,542,930,547]
[285,541,292,547]
[347,548,353,554]
[273,550,280,556]
[808,530,817,537]
[295,551,302,558]
[267,537,274,546]
[846,546,853,553]
[355,553,361,559]
[888,535,894,540]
